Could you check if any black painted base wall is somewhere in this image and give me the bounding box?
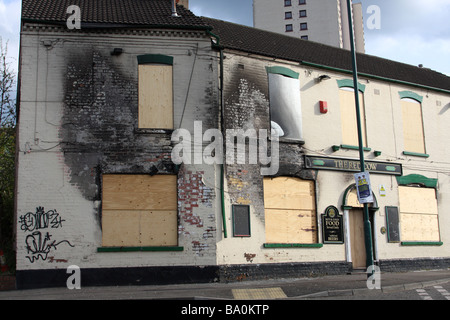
[219,261,352,283]
[15,258,450,290]
[16,266,219,290]
[379,258,450,273]
[16,261,351,290]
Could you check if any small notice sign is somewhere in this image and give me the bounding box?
[354,171,374,204]
[322,206,344,244]
[379,185,387,197]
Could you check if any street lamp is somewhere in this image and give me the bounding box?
[345,0,375,276]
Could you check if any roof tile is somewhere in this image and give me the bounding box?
[22,0,210,29]
[21,0,450,91]
[203,18,450,92]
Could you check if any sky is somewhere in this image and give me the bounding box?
[1,0,450,78]
[190,0,450,76]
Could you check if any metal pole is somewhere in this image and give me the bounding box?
[345,0,374,275]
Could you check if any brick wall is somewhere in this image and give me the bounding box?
[16,26,219,272]
[178,167,217,258]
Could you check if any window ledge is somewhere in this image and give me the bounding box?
[401,242,443,246]
[279,137,305,145]
[263,243,323,249]
[134,128,174,135]
[97,246,184,252]
[339,144,372,152]
[402,151,430,158]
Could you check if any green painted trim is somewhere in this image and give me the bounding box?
[401,242,443,246]
[341,183,379,211]
[396,174,438,188]
[206,30,222,48]
[340,144,372,152]
[399,91,423,103]
[337,79,366,93]
[301,61,450,95]
[263,243,323,248]
[342,184,356,210]
[221,165,228,238]
[332,145,341,152]
[374,151,382,157]
[266,66,299,79]
[137,54,174,65]
[402,151,430,158]
[97,246,184,252]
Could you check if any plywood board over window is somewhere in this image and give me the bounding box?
[339,88,367,147]
[398,186,440,242]
[263,177,317,244]
[138,64,173,129]
[102,175,178,247]
[401,98,426,154]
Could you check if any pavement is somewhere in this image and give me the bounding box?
[0,269,449,300]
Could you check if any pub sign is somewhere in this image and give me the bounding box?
[322,206,344,244]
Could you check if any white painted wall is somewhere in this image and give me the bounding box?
[16,26,220,271]
[217,50,450,266]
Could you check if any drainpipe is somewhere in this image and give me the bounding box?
[346,0,374,275]
[207,30,227,238]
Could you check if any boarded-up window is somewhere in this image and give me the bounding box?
[339,88,367,147]
[398,186,440,242]
[102,174,178,247]
[138,54,174,129]
[232,205,251,237]
[401,98,426,154]
[267,66,304,143]
[263,177,317,244]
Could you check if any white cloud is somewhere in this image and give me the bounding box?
[362,0,450,76]
[366,34,450,76]
[0,0,21,75]
[190,3,248,25]
[0,0,21,35]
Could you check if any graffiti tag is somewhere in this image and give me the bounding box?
[19,207,74,263]
[19,207,65,232]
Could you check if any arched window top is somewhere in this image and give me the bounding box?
[266,66,299,79]
[137,54,173,65]
[396,174,437,188]
[337,79,366,93]
[399,91,423,103]
[342,183,379,211]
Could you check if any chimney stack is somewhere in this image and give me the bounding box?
[176,0,189,9]
[171,0,179,17]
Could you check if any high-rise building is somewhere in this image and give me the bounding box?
[253,0,365,53]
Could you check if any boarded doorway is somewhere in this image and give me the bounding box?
[344,184,377,270]
[349,209,366,269]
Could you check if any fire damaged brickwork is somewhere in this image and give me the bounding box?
[178,167,217,257]
[222,55,312,221]
[41,30,220,266]
[61,49,176,202]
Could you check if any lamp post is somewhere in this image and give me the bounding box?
[345,0,374,275]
